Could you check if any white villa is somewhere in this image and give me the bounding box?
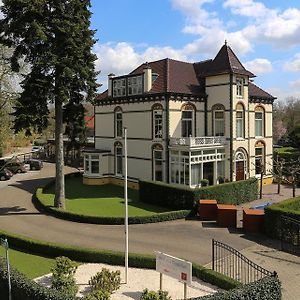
[83,43,275,188]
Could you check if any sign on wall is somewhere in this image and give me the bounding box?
[156,251,192,285]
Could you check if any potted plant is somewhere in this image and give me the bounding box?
[200,179,209,187]
[217,176,225,184]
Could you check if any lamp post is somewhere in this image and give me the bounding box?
[124,127,129,284]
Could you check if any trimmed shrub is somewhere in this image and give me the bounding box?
[51,256,78,297]
[140,289,172,300]
[85,290,110,300]
[195,275,281,300]
[88,268,121,294]
[139,178,258,210]
[264,197,300,239]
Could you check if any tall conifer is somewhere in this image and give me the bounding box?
[1,0,99,208]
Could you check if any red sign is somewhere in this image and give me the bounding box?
[181,272,187,281]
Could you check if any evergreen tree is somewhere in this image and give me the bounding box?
[1,0,99,208]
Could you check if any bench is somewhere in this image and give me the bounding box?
[251,201,272,210]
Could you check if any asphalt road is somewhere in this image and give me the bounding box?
[0,163,255,265]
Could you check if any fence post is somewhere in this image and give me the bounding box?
[212,239,215,271]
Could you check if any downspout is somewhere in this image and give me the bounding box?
[166,94,170,183]
[230,73,233,182]
[204,95,208,136]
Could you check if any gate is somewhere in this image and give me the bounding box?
[212,239,276,284]
[281,216,300,256]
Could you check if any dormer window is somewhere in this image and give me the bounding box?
[128,75,143,96]
[113,78,126,97]
[152,73,159,82]
[236,77,244,97]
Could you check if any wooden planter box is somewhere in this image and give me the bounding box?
[198,199,217,220]
[217,204,237,228]
[243,209,265,233]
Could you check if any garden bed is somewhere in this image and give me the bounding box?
[34,175,190,224]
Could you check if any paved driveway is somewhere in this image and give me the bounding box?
[0,163,255,265]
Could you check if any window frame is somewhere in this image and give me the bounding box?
[236,103,245,139]
[84,153,101,177]
[236,77,244,98]
[115,108,123,138]
[115,145,123,176]
[181,109,194,137]
[213,109,225,137]
[255,143,265,176]
[255,106,265,138]
[153,147,164,182]
[153,108,163,140]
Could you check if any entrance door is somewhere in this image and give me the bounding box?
[236,161,245,181]
[203,162,214,185]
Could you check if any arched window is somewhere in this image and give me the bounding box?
[115,141,123,176]
[255,106,265,137]
[212,104,225,136]
[236,103,245,138]
[152,144,163,181]
[255,141,265,176]
[152,104,163,139]
[115,107,123,138]
[181,103,195,137]
[235,148,248,181]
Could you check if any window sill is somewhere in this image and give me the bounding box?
[255,136,265,139]
[83,173,101,178]
[236,137,245,141]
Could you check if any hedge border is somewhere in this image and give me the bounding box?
[264,197,300,239]
[34,172,190,225]
[139,178,258,210]
[0,230,239,293]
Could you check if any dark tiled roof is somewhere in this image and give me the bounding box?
[96,44,275,101]
[201,44,255,77]
[249,82,275,100]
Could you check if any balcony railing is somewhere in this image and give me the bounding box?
[169,136,226,147]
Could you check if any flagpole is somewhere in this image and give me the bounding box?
[124,127,129,284]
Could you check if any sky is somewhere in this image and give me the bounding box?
[90,0,300,102]
[1,0,300,102]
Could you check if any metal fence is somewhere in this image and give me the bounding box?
[212,239,275,284]
[281,216,300,256]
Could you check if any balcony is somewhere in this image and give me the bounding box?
[169,136,226,148]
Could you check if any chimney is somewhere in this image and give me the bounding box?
[108,73,115,96]
[143,63,152,93]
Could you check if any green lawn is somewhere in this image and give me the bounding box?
[0,247,54,279]
[40,177,170,217]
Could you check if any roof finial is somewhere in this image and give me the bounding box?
[225,39,227,46]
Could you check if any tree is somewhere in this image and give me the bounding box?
[268,155,285,194]
[1,0,98,208]
[284,158,300,198]
[0,45,26,155]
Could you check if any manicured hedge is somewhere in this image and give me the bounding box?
[34,188,190,225]
[0,230,240,300]
[34,172,190,225]
[264,197,300,239]
[139,178,258,210]
[195,275,281,300]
